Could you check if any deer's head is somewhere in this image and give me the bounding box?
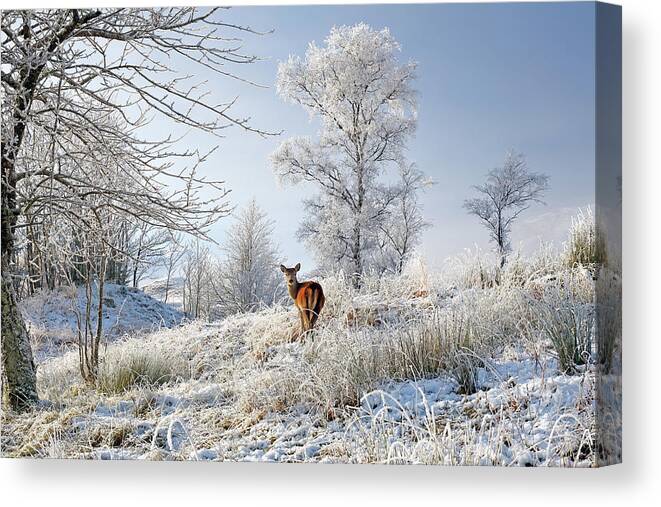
[280,263,300,287]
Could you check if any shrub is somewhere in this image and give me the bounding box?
[395,310,482,394]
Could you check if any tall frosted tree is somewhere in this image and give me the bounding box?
[271,23,422,284]
[464,152,549,268]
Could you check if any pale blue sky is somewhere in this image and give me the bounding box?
[151,2,596,271]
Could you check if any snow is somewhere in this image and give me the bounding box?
[5,264,601,466]
[352,355,593,466]
[22,283,184,362]
[141,277,184,310]
[23,321,590,465]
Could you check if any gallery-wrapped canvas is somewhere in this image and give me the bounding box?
[0,2,621,466]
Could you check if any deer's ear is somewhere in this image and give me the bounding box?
[294,263,301,272]
[279,264,286,272]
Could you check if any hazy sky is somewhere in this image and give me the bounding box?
[151,2,596,271]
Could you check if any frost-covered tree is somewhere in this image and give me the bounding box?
[375,164,430,274]
[211,200,285,317]
[464,152,549,268]
[64,208,120,383]
[1,8,272,410]
[271,23,419,285]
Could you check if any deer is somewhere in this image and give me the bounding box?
[280,263,325,339]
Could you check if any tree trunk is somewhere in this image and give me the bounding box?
[0,10,98,410]
[351,163,365,288]
[164,268,171,304]
[132,253,140,289]
[1,260,38,411]
[93,257,107,375]
[497,211,507,269]
[2,134,39,410]
[351,223,362,288]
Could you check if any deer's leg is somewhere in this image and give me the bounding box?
[298,307,310,333]
[309,309,318,330]
[310,295,323,331]
[303,309,311,331]
[298,308,304,332]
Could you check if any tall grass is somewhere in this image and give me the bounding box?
[596,271,621,374]
[564,207,607,268]
[535,297,593,374]
[97,345,190,394]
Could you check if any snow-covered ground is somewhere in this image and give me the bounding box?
[2,263,599,465]
[21,283,184,362]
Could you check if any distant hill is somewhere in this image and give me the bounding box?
[141,276,185,311]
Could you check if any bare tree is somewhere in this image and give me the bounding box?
[210,199,285,316]
[181,239,214,320]
[271,23,418,286]
[464,152,549,268]
[127,222,170,289]
[1,8,273,410]
[66,210,116,383]
[162,233,186,305]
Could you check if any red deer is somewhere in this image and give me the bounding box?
[280,263,325,337]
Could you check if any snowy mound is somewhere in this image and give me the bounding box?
[22,283,184,362]
[141,277,184,310]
